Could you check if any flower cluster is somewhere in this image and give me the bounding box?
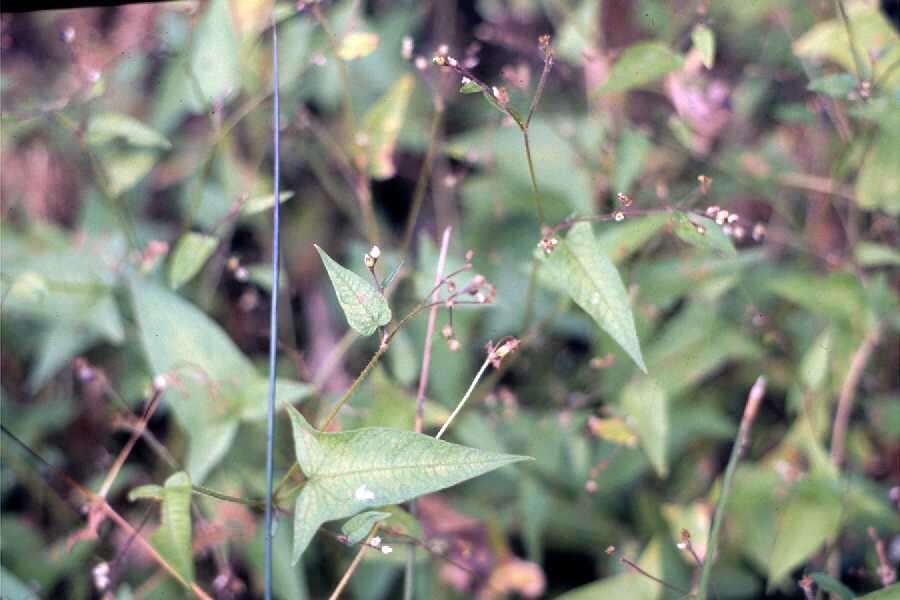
[703,206,767,242]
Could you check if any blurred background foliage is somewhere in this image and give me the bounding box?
[1,0,899,598]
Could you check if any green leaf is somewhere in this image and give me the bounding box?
[545,222,646,372]
[128,484,164,502]
[458,79,481,94]
[613,128,651,194]
[189,0,240,108]
[85,113,172,149]
[151,472,194,583]
[793,6,900,87]
[691,24,716,69]
[809,573,856,600]
[767,478,843,589]
[858,584,900,600]
[85,113,171,197]
[808,73,859,98]
[240,191,295,218]
[359,75,415,179]
[597,42,684,95]
[857,131,900,216]
[129,275,256,482]
[286,405,529,562]
[340,511,391,545]
[336,31,379,61]
[168,233,218,289]
[620,377,668,477]
[314,244,391,336]
[670,212,737,256]
[855,242,900,267]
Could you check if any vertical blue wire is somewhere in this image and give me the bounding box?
[264,15,281,600]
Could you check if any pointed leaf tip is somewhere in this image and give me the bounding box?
[314,244,392,336]
[289,418,530,562]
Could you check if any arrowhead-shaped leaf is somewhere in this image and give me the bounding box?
[150,471,194,583]
[287,405,530,562]
[129,275,310,482]
[315,244,391,336]
[545,222,646,372]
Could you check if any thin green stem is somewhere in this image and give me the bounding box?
[193,485,266,509]
[833,0,869,81]
[698,376,766,600]
[436,354,493,440]
[319,345,387,430]
[522,129,546,229]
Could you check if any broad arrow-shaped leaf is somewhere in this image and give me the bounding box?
[545,222,646,372]
[315,244,392,336]
[287,405,530,562]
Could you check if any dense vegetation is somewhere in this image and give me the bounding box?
[1,1,898,599]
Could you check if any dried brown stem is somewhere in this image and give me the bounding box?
[830,325,882,469]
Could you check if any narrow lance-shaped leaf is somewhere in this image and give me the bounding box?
[168,232,219,289]
[287,405,530,562]
[360,75,415,179]
[545,222,646,372]
[150,471,194,583]
[670,212,736,257]
[691,24,716,69]
[314,244,391,336]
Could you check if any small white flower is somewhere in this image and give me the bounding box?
[446,56,458,67]
[93,562,110,591]
[354,484,376,501]
[415,56,428,71]
[369,245,381,259]
[437,43,449,56]
[381,545,393,555]
[370,536,382,547]
[152,374,168,391]
[677,542,687,550]
[401,36,413,60]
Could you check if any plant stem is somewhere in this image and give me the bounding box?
[328,525,380,600]
[192,485,266,509]
[522,129,546,229]
[400,105,445,257]
[403,226,452,600]
[263,17,282,600]
[436,354,493,440]
[319,344,387,430]
[98,390,162,498]
[830,325,881,469]
[698,376,766,600]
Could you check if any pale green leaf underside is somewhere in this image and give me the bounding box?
[287,406,529,562]
[546,223,646,372]
[315,244,391,336]
[341,511,391,545]
[151,471,194,583]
